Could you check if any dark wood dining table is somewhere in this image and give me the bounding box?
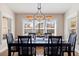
[8,37,71,56]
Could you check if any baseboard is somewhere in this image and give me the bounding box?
[0,47,7,53]
[0,40,7,53]
[75,49,79,53]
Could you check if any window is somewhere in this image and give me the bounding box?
[23,19,56,35]
[2,17,8,39]
[2,17,12,39]
[35,20,45,35]
[70,17,77,33]
[46,20,56,35]
[23,19,33,35]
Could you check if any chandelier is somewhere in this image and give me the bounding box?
[34,3,45,21]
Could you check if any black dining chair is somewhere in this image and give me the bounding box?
[29,33,36,40]
[28,33,37,55]
[6,33,18,56]
[44,33,52,38]
[44,36,62,56]
[50,36,62,56]
[18,36,33,56]
[63,32,77,56]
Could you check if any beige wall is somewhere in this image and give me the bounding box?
[64,8,79,52]
[0,4,15,38]
[0,4,15,41]
[15,13,64,38]
[55,14,64,37]
[15,14,23,38]
[0,4,15,52]
[64,8,78,41]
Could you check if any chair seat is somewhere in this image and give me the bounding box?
[10,46,18,52]
[62,45,74,52]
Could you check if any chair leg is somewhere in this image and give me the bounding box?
[35,47,36,56]
[32,47,36,56]
[8,50,11,56]
[62,51,64,56]
[73,51,75,56]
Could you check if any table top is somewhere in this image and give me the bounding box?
[10,37,71,46]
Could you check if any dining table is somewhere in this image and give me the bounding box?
[8,36,71,56]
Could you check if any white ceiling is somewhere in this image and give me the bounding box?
[5,3,79,14]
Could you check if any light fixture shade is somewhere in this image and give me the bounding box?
[25,16,33,20]
[34,14,45,20]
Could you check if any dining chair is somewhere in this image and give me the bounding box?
[6,33,18,56]
[18,36,32,56]
[18,36,36,56]
[29,33,36,40]
[44,33,52,38]
[44,36,62,56]
[63,32,77,56]
[51,36,62,56]
[28,33,36,55]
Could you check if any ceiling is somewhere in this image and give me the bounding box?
[5,3,79,14]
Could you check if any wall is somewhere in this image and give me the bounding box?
[64,8,78,41]
[0,12,1,45]
[64,8,79,53]
[15,13,64,38]
[0,4,15,37]
[15,14,23,38]
[0,4,15,52]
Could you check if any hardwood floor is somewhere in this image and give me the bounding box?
[0,47,79,56]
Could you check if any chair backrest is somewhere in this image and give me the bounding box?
[48,36,62,56]
[18,36,31,44]
[68,32,77,49]
[6,33,14,44]
[48,36,62,44]
[29,33,36,39]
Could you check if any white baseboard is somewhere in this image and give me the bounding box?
[75,44,79,53]
[0,47,7,53]
[75,49,79,53]
[0,40,7,53]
